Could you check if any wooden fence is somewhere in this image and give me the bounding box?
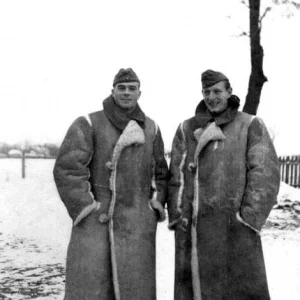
[279,155,300,188]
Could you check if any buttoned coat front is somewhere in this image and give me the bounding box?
[53,110,168,300]
[168,111,280,300]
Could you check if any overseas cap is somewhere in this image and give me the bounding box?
[201,69,229,89]
[113,68,140,87]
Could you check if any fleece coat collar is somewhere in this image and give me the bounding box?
[103,95,146,131]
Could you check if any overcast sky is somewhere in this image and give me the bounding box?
[0,0,299,155]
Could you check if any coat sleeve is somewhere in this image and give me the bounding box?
[153,127,169,205]
[239,117,280,232]
[167,123,187,230]
[149,126,169,222]
[53,116,100,225]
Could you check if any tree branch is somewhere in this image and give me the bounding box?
[291,1,300,9]
[241,0,250,8]
[259,6,272,30]
[234,31,250,38]
[260,6,272,26]
[227,15,250,38]
[272,0,300,8]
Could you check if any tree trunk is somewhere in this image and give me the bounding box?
[242,0,267,115]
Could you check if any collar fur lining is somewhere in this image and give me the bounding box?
[190,122,225,170]
[110,120,145,168]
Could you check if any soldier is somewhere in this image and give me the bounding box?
[168,69,280,300]
[53,68,168,300]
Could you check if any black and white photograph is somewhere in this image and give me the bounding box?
[1,1,300,299]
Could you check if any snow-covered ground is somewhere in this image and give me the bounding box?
[0,159,300,299]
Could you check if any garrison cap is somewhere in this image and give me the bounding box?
[201,69,229,89]
[113,68,140,87]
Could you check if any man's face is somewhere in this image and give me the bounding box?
[202,81,232,114]
[112,82,141,111]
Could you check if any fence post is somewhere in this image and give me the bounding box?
[21,150,25,179]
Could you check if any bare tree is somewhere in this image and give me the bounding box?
[242,0,267,115]
[242,0,299,115]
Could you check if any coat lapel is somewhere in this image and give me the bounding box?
[188,121,226,171]
[103,120,145,300]
[190,121,226,300]
[108,120,145,176]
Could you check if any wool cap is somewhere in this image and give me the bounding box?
[201,69,229,89]
[113,68,140,87]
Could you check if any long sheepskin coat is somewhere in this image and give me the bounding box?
[53,110,168,300]
[167,110,280,300]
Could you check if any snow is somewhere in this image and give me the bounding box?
[0,158,300,299]
[277,181,300,204]
[0,159,68,300]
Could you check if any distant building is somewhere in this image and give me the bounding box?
[32,145,50,157]
[25,150,38,157]
[8,149,22,157]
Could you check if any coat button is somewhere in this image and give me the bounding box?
[99,213,110,223]
[105,161,113,171]
[188,162,196,173]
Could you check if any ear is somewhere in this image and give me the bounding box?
[111,88,115,96]
[137,90,142,100]
[228,87,233,95]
